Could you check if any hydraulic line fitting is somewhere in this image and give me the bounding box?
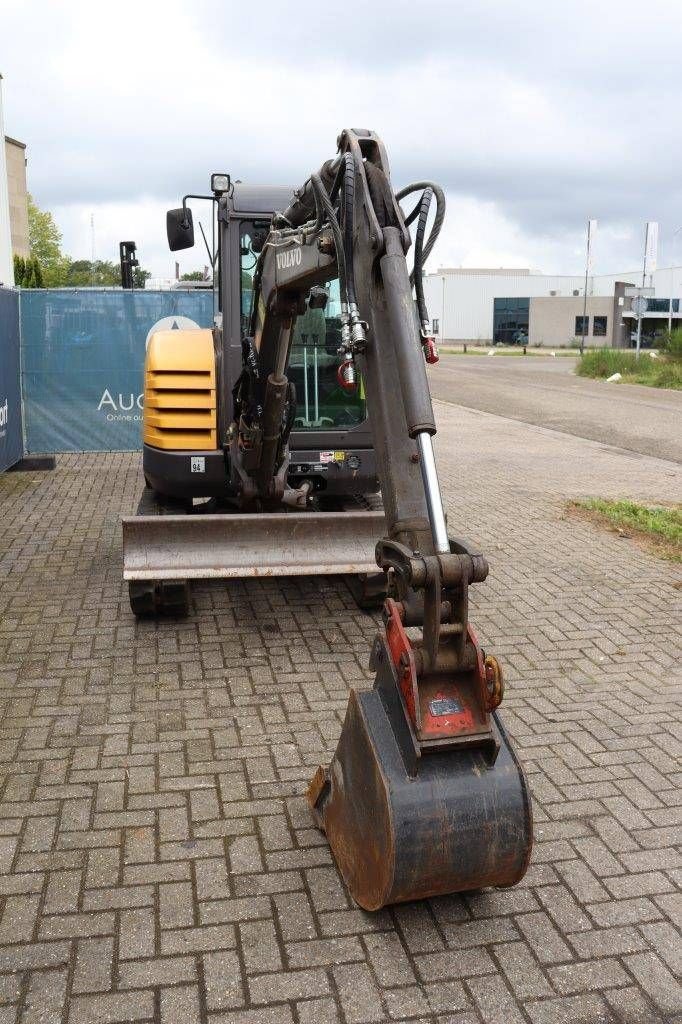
[420,326,439,364]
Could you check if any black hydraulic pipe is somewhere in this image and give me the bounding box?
[414,188,433,328]
[257,374,289,495]
[379,228,436,438]
[282,158,341,228]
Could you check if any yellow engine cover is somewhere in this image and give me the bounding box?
[143,329,218,450]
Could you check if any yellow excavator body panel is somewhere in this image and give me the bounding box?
[143,329,217,450]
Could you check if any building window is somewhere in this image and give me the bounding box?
[493,297,530,344]
[432,318,440,335]
[593,316,607,337]
[575,315,589,336]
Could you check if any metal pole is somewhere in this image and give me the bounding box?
[313,336,319,424]
[637,228,647,360]
[303,345,309,424]
[416,433,450,554]
[636,309,642,359]
[581,267,588,354]
[581,220,595,354]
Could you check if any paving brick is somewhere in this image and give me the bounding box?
[363,931,416,986]
[586,896,661,927]
[72,936,114,994]
[384,984,431,1018]
[249,967,329,1003]
[43,869,82,914]
[547,956,630,994]
[525,993,611,1024]
[39,911,114,941]
[22,967,68,1024]
[0,894,40,943]
[393,904,444,954]
[493,942,553,1000]
[332,962,385,1023]
[467,974,527,1024]
[416,948,496,982]
[203,950,245,1011]
[287,936,364,969]
[208,1009,294,1024]
[605,984,667,1024]
[119,907,156,960]
[639,920,682,974]
[624,951,682,1015]
[68,990,155,1023]
[239,919,282,972]
[159,983,201,1024]
[295,997,341,1024]
[515,912,572,965]
[161,922,235,955]
[568,925,647,959]
[159,881,194,928]
[117,954,196,989]
[273,890,316,942]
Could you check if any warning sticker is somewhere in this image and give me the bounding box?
[319,451,335,463]
[428,696,464,717]
[333,451,346,462]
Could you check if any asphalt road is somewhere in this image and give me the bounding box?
[428,354,682,464]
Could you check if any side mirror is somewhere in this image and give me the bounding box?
[166,208,194,251]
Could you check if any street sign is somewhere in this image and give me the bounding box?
[631,296,648,316]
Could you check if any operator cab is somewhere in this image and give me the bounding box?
[153,178,376,500]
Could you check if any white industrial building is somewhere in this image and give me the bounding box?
[424,266,682,348]
[0,76,14,287]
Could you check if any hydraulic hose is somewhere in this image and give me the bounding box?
[395,181,446,330]
[395,181,446,283]
[341,153,357,310]
[311,172,348,312]
[414,187,433,328]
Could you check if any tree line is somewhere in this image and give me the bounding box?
[17,195,151,288]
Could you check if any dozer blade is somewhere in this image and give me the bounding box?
[308,683,533,912]
[122,510,385,580]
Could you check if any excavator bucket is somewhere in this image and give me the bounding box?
[308,605,533,911]
[122,509,385,581]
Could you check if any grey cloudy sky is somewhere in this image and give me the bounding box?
[2,0,682,277]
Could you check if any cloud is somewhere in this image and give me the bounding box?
[2,0,682,276]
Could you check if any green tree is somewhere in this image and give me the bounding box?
[64,259,120,287]
[132,266,151,288]
[13,254,25,285]
[32,258,44,288]
[181,270,206,281]
[27,194,69,285]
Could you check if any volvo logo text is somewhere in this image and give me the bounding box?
[276,248,302,271]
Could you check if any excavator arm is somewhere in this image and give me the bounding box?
[228,129,532,909]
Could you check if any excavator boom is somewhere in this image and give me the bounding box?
[229,129,532,909]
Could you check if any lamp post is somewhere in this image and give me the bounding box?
[580,220,596,354]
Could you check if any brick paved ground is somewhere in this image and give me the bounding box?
[0,401,680,1024]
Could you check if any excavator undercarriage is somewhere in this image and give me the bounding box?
[125,129,532,908]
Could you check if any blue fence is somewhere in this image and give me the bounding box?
[0,288,23,471]
[20,289,214,452]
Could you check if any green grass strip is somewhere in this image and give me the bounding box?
[575,499,681,560]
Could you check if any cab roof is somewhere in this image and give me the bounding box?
[230,184,295,216]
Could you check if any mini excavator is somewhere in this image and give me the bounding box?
[125,129,532,909]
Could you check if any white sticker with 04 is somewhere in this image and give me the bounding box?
[190,457,206,473]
